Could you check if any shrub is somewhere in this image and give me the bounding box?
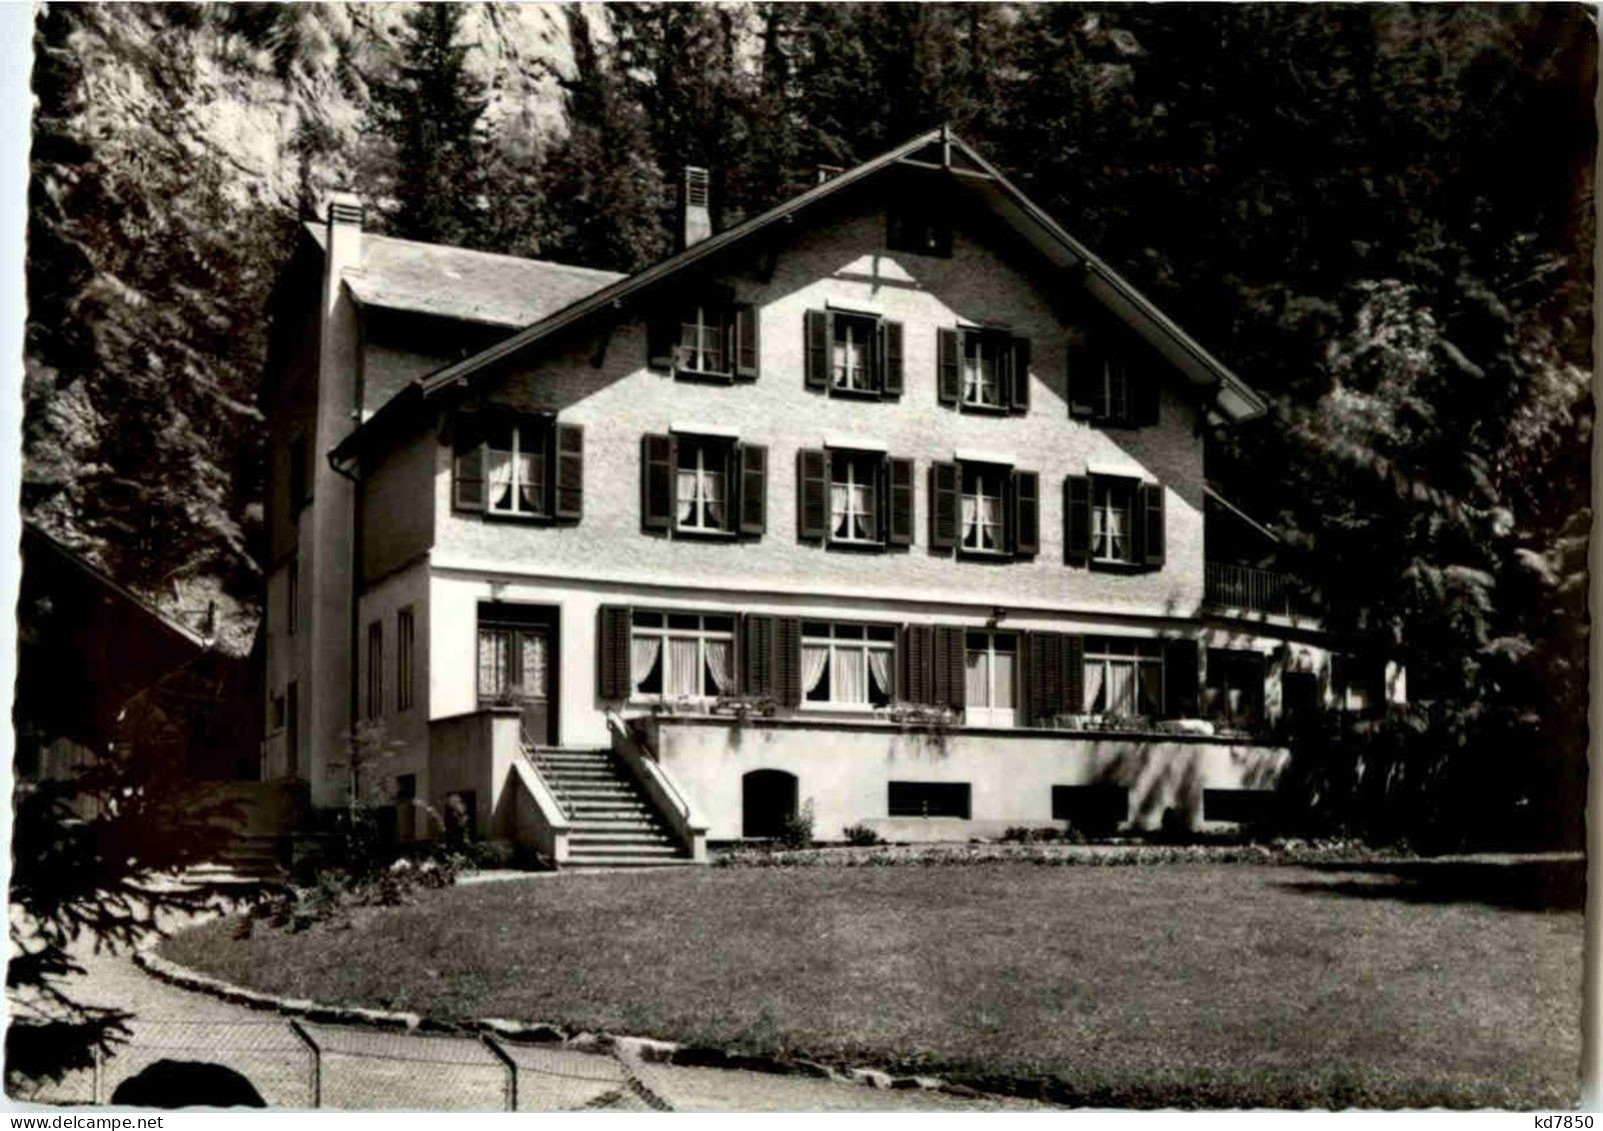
[841,823,883,846]
[777,801,815,849]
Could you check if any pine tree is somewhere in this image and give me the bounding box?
[368,4,493,248]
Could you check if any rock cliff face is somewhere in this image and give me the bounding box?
[24,3,575,649]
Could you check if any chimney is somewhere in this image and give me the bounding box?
[681,167,712,249]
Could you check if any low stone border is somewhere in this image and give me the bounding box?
[133,944,974,1100]
[713,838,1407,870]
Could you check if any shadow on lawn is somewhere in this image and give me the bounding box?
[1277,856,1585,913]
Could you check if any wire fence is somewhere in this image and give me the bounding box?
[11,1017,663,1111]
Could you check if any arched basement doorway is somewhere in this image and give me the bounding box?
[742,769,798,839]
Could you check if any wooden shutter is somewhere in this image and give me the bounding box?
[1164,639,1200,718]
[743,614,775,697]
[1027,630,1065,726]
[553,423,583,519]
[1142,482,1166,567]
[1067,340,1097,418]
[929,461,959,550]
[1134,372,1159,426]
[882,320,904,397]
[739,443,767,535]
[647,313,677,373]
[641,433,675,531]
[597,605,633,700]
[1064,475,1092,562]
[902,624,934,705]
[1064,634,1086,713]
[1009,336,1031,413]
[775,617,803,707]
[934,625,966,711]
[937,327,960,405]
[804,309,830,389]
[734,304,760,380]
[1012,470,1039,557]
[452,416,485,512]
[887,457,914,546]
[797,448,828,540]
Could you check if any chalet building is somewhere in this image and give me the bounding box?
[262,128,1403,867]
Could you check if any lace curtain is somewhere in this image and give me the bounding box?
[631,636,661,690]
[965,648,989,707]
[668,638,701,697]
[705,639,733,695]
[487,448,514,510]
[866,649,893,700]
[835,648,867,702]
[1083,660,1105,714]
[802,645,829,696]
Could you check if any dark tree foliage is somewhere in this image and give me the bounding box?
[368,4,494,248]
[7,679,253,1091]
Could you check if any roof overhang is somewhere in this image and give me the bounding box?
[332,127,1266,466]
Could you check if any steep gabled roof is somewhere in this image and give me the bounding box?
[303,223,624,329]
[332,127,1265,466]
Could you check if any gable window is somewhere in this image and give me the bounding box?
[798,448,913,549]
[1065,474,1164,570]
[886,200,952,258]
[649,297,759,382]
[929,460,1038,559]
[631,610,736,700]
[642,432,766,538]
[1068,338,1158,427]
[803,621,896,708]
[965,630,1018,727]
[453,412,583,521]
[938,328,1030,413]
[804,309,903,398]
[1083,637,1164,719]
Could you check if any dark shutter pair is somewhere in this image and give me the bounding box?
[452,415,584,520]
[742,614,802,706]
[797,449,913,546]
[1067,339,1158,426]
[1021,632,1084,725]
[1063,475,1165,567]
[647,302,759,380]
[803,309,904,396]
[641,434,767,536]
[900,624,965,710]
[928,462,1039,557]
[937,328,1031,411]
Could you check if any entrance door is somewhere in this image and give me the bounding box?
[964,631,1018,728]
[477,612,556,746]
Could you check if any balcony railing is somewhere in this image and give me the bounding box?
[1205,562,1303,618]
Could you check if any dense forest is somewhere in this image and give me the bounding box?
[23,3,1594,845]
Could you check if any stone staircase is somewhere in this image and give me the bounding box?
[532,747,695,871]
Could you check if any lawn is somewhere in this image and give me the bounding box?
[162,860,1584,1108]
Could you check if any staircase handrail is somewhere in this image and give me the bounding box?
[604,707,691,823]
[517,728,570,820]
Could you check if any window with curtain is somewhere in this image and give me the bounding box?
[962,332,1011,407]
[485,420,547,517]
[1083,637,1164,717]
[1100,356,1131,423]
[830,452,880,543]
[832,313,876,391]
[802,621,895,707]
[1092,477,1136,563]
[964,630,1018,725]
[675,438,730,533]
[678,304,729,375]
[961,464,1007,554]
[630,610,736,699]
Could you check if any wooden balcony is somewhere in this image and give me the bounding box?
[1204,562,1307,619]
